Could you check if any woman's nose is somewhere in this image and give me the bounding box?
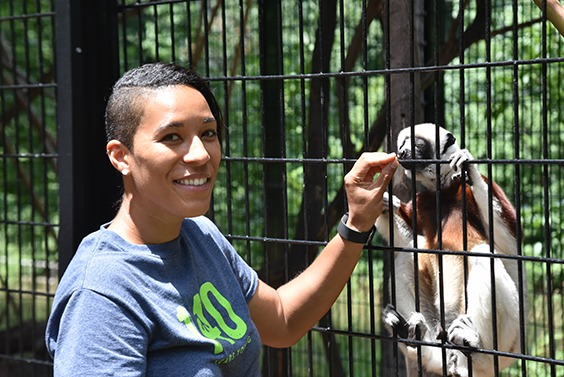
[183,136,210,164]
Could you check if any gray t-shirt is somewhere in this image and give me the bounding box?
[46,216,261,376]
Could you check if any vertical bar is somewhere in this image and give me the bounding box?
[238,0,252,268]
[382,0,400,372]
[152,3,159,61]
[55,0,120,277]
[358,2,377,374]
[335,1,355,374]
[258,1,289,374]
[22,0,39,362]
[408,3,426,375]
[457,1,474,374]
[135,4,143,65]
[0,18,9,359]
[511,1,527,375]
[54,0,74,278]
[295,2,314,375]
[169,2,176,62]
[483,1,501,375]
[430,0,449,372]
[118,1,129,70]
[209,0,229,227]
[39,0,54,318]
[540,2,556,376]
[201,0,210,76]
[185,0,193,66]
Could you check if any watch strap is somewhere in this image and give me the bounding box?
[337,212,375,244]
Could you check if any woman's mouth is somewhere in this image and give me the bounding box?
[174,177,208,186]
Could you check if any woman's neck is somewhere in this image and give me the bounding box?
[107,199,183,245]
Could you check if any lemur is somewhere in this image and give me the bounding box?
[376,123,526,377]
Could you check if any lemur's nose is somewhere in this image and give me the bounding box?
[398,148,411,160]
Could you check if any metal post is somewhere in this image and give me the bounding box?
[55,0,120,277]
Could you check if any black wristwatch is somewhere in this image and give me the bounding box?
[337,212,375,244]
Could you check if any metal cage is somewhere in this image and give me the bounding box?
[1,0,562,376]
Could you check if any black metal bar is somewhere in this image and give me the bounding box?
[54,0,120,277]
[258,1,291,375]
[483,2,501,372]
[511,2,528,376]
[540,3,557,376]
[235,0,252,270]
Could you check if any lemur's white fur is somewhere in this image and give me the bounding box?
[377,123,526,377]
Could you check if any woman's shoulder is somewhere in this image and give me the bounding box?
[59,227,164,292]
[181,216,236,259]
[182,216,224,239]
[183,215,216,229]
[71,226,140,265]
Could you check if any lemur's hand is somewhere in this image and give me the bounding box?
[382,192,401,214]
[449,149,474,180]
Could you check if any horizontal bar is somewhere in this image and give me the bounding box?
[204,57,564,83]
[0,83,57,90]
[0,153,58,159]
[0,12,55,22]
[222,156,564,165]
[312,326,564,367]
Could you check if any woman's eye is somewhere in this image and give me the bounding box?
[202,129,218,139]
[161,134,181,142]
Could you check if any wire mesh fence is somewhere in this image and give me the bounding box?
[1,0,563,376]
[0,0,57,376]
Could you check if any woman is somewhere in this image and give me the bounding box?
[45,62,398,376]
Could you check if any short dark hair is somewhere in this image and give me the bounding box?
[104,62,223,150]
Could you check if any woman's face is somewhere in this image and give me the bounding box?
[124,85,221,223]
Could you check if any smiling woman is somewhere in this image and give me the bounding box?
[44,62,398,377]
[106,84,222,245]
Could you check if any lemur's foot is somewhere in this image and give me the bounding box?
[443,315,480,377]
[382,304,427,342]
[447,315,480,348]
[382,304,409,339]
[447,349,470,377]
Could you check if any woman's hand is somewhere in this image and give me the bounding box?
[343,152,398,232]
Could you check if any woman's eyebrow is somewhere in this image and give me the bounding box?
[155,116,215,134]
[155,122,184,134]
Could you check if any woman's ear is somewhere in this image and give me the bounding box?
[106,140,131,176]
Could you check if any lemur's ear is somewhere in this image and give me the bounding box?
[442,133,456,155]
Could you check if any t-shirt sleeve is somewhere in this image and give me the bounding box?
[222,240,259,302]
[190,217,259,302]
[48,289,148,376]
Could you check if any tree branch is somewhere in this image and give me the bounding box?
[533,0,564,36]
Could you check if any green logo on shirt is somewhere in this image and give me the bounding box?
[176,281,248,355]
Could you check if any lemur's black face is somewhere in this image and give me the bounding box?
[397,137,434,170]
[396,123,459,190]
